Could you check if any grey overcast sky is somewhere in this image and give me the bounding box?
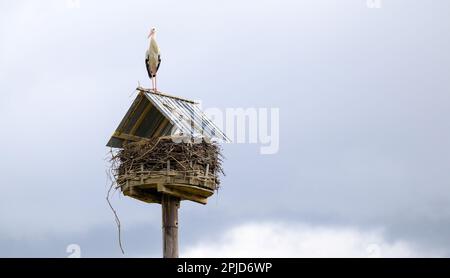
[1,0,450,257]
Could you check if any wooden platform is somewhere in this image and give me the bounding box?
[119,170,216,205]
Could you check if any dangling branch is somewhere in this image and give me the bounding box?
[106,169,125,255]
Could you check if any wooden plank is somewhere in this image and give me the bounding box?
[122,175,216,191]
[157,184,208,205]
[167,183,214,198]
[205,164,210,176]
[128,102,154,136]
[112,131,148,142]
[123,188,161,204]
[137,87,198,104]
[140,164,144,183]
[152,118,170,138]
[118,92,146,133]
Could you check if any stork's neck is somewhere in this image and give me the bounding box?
[149,34,156,46]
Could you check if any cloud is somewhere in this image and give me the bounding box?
[182,222,443,258]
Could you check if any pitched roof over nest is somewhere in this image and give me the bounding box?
[107,87,229,148]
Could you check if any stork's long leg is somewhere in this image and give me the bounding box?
[155,76,157,92]
[151,76,155,92]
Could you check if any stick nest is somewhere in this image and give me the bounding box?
[110,136,224,189]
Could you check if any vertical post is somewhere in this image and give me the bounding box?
[162,194,180,258]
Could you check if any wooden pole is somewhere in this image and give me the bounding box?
[162,194,180,258]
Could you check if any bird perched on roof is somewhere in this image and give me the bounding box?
[145,27,161,92]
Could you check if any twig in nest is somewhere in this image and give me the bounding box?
[135,137,162,161]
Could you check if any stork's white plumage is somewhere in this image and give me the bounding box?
[145,27,161,92]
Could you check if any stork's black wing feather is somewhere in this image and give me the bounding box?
[156,54,161,73]
[145,56,153,78]
[145,51,161,78]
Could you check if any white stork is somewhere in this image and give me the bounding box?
[145,27,161,92]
